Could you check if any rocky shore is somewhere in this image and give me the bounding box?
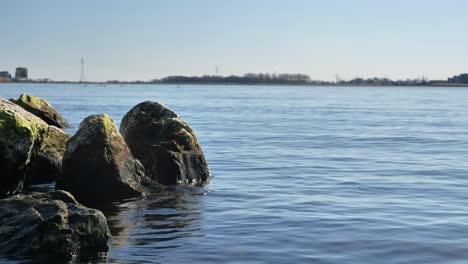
[0,94,211,261]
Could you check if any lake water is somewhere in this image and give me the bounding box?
[1,84,468,263]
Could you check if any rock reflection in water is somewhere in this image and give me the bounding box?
[102,187,207,256]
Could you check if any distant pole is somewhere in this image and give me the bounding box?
[215,65,219,76]
[80,58,85,83]
[335,73,341,83]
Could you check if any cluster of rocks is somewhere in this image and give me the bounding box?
[0,94,211,261]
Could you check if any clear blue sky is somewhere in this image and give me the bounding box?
[1,0,467,81]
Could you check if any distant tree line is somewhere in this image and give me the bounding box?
[337,77,430,86]
[149,73,459,86]
[19,72,468,86]
[153,73,312,85]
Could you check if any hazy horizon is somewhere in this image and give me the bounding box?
[2,0,467,82]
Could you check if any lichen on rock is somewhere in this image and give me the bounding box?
[11,94,70,128]
[26,125,71,185]
[57,114,151,207]
[1,97,48,196]
[0,97,70,197]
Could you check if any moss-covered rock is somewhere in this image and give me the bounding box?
[0,97,48,196]
[11,94,70,128]
[26,126,71,185]
[120,101,211,185]
[56,114,150,207]
[0,97,70,197]
[0,190,111,260]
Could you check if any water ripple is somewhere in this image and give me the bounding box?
[1,84,468,263]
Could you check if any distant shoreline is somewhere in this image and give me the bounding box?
[1,81,468,87]
[2,73,468,87]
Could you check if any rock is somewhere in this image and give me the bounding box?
[0,98,70,197]
[120,101,211,185]
[11,94,70,128]
[0,190,111,260]
[0,97,45,197]
[56,114,149,206]
[26,126,71,185]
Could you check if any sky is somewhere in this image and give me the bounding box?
[1,0,468,82]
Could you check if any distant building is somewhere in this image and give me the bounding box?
[15,67,28,80]
[448,73,468,84]
[0,71,11,79]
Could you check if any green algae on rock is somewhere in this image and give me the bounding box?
[0,97,70,197]
[56,114,151,207]
[26,125,71,185]
[0,97,48,197]
[11,94,70,128]
[120,101,211,185]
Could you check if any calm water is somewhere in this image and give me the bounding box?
[1,84,468,264]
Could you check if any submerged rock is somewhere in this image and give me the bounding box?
[11,94,70,128]
[120,101,211,185]
[57,114,149,206]
[0,190,111,260]
[0,98,69,197]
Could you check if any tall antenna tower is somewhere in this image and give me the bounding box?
[80,58,85,83]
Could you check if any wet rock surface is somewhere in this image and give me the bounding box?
[0,190,111,260]
[56,114,150,207]
[26,125,70,185]
[11,94,70,128]
[120,101,211,185]
[0,97,69,197]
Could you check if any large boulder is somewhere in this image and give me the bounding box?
[120,101,211,185]
[0,190,111,260]
[56,114,149,206]
[11,94,70,128]
[0,98,70,197]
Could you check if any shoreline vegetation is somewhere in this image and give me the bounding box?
[1,73,468,87]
